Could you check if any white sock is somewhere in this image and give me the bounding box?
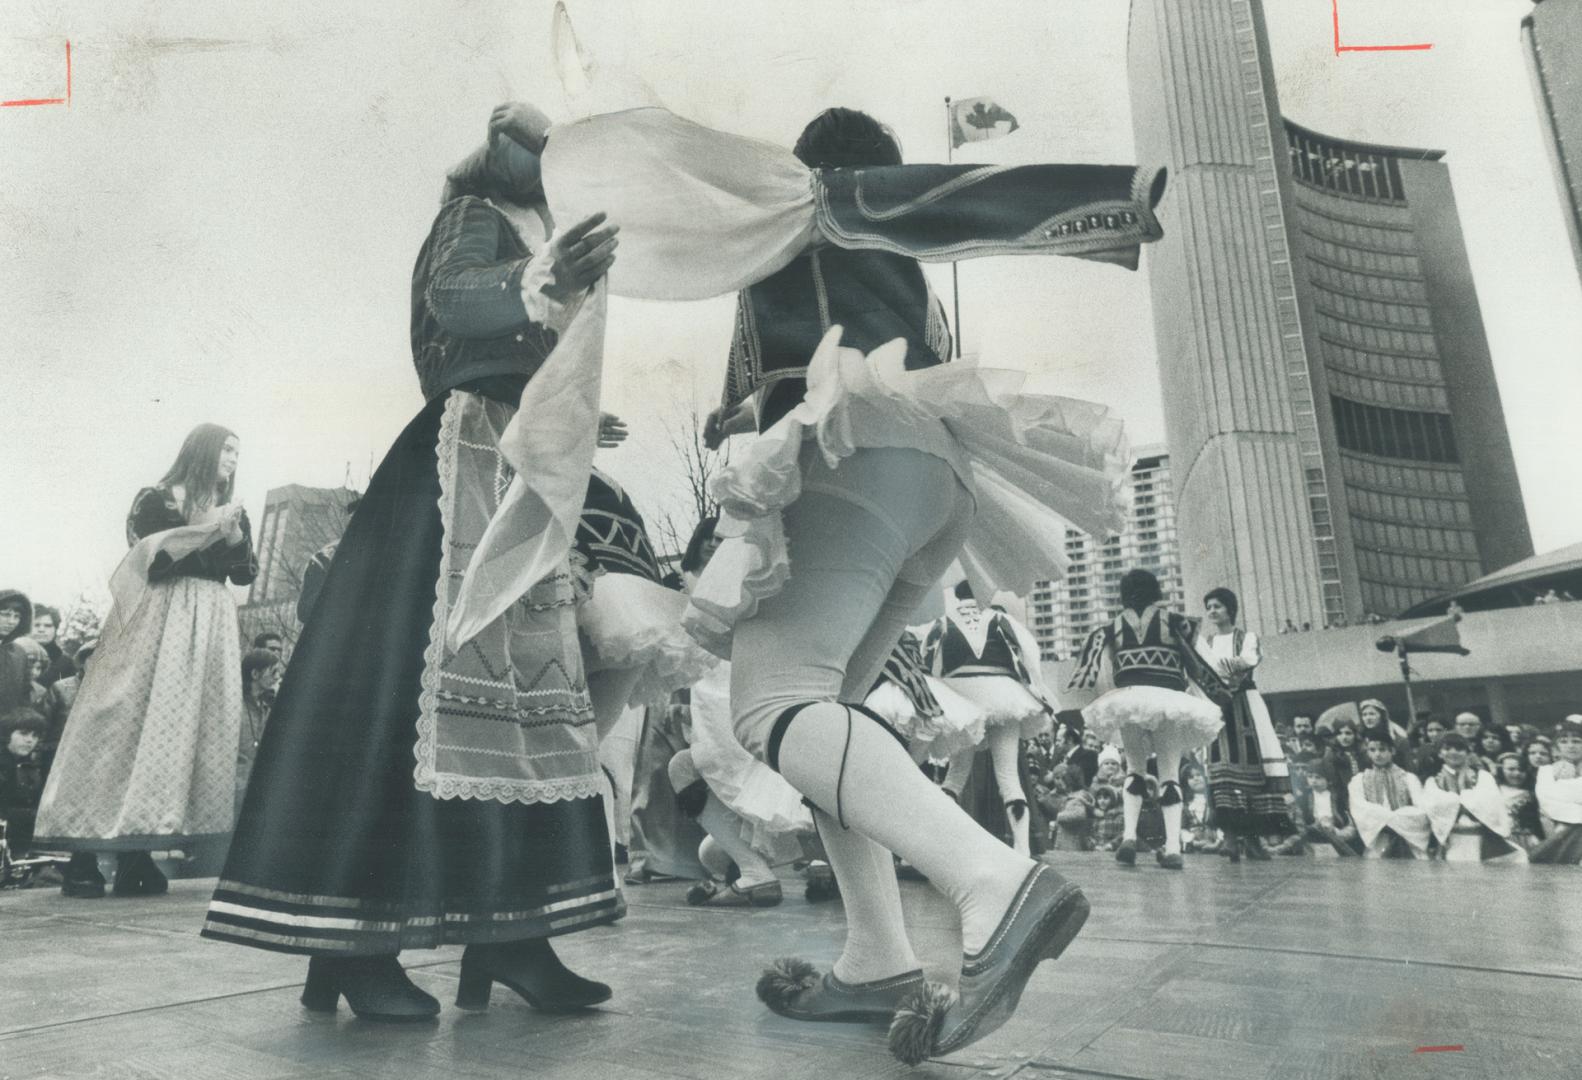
[1122,777,1143,844]
[942,747,976,797]
[697,794,778,888]
[698,836,733,881]
[1162,801,1183,855]
[810,807,921,984]
[987,726,1029,856]
[776,702,1034,954]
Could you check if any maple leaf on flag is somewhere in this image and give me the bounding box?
[950,96,1020,149]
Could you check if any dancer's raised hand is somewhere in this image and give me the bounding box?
[598,412,629,448]
[543,212,619,302]
[489,101,553,154]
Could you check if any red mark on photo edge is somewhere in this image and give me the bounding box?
[2,39,71,108]
[1414,1045,1465,1054]
[1332,0,1432,55]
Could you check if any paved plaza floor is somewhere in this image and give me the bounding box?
[2,851,1577,1079]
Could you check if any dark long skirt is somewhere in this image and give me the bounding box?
[202,392,622,956]
[1207,691,1294,838]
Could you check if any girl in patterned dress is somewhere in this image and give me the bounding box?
[35,424,255,898]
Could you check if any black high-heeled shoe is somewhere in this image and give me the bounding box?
[112,852,167,897]
[1227,838,1243,863]
[61,852,106,898]
[300,955,440,1022]
[454,938,611,1013]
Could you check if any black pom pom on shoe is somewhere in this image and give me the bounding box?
[887,980,957,1066]
[755,957,819,1012]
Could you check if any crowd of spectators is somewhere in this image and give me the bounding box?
[1023,703,1581,863]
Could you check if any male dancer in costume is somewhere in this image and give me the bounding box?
[923,583,1053,856]
[1066,570,1224,870]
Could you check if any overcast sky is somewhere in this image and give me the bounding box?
[4,0,1578,612]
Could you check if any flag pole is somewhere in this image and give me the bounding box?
[945,96,962,358]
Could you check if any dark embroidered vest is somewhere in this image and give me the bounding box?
[1109,606,1188,692]
[723,249,952,429]
[722,159,1167,429]
[932,614,1020,678]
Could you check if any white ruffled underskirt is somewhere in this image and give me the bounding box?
[1082,685,1225,747]
[941,674,1052,740]
[578,572,718,707]
[864,676,988,760]
[682,327,1128,657]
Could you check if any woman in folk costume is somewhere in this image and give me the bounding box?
[665,518,814,909]
[1195,587,1294,862]
[1418,733,1523,862]
[1347,732,1433,858]
[921,582,1054,857]
[576,464,715,731]
[35,424,255,899]
[1066,569,1224,871]
[201,106,624,1022]
[1530,716,1582,864]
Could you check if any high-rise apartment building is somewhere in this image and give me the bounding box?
[1028,446,1185,660]
[1127,0,1532,631]
[1523,1,1582,285]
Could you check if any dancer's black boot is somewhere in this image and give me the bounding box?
[454,938,611,1012]
[300,955,440,1021]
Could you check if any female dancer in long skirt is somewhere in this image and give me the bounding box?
[1066,570,1224,870]
[1196,587,1294,861]
[201,105,625,1021]
[36,424,255,897]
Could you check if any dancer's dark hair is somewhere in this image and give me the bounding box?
[794,108,902,169]
[681,516,721,575]
[952,580,975,601]
[1118,569,1162,612]
[1204,587,1240,622]
[159,423,237,519]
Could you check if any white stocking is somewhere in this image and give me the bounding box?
[810,807,921,984]
[987,725,1030,856]
[697,836,734,881]
[1119,727,1152,845]
[942,747,976,798]
[697,794,778,888]
[775,702,1034,954]
[1154,738,1185,856]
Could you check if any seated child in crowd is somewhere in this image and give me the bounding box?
[1419,733,1523,862]
[1532,716,1582,864]
[1055,746,1124,851]
[1348,733,1433,858]
[1296,758,1362,856]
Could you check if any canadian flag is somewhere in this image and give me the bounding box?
[949,96,1020,149]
